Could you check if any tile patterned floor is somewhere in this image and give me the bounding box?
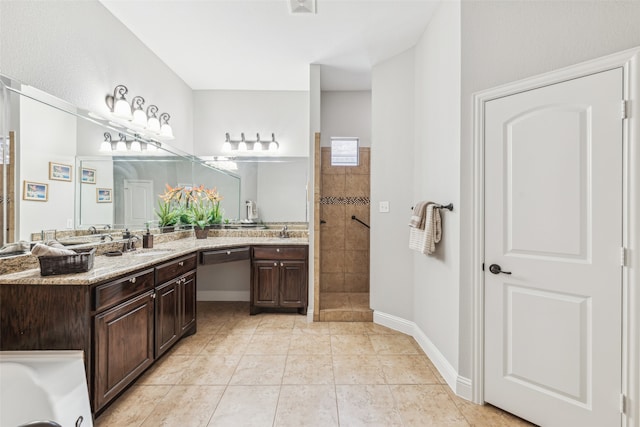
[95,302,535,427]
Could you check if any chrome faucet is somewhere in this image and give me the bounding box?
[279,225,290,239]
[88,226,97,234]
[122,235,140,252]
[100,234,113,242]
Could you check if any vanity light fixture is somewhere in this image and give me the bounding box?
[238,133,248,152]
[116,133,128,151]
[222,133,232,152]
[107,85,133,120]
[104,86,175,140]
[253,133,262,151]
[223,132,279,153]
[146,105,160,133]
[159,113,174,138]
[268,133,279,152]
[130,96,147,128]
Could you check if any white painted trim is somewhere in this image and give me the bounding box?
[472,46,640,425]
[197,290,250,302]
[374,310,472,401]
[373,310,415,336]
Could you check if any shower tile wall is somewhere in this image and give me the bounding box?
[320,147,371,321]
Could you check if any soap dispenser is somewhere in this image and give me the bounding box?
[143,223,153,248]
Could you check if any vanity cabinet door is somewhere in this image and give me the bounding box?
[252,260,280,309]
[279,260,307,309]
[250,246,309,315]
[155,279,180,358]
[94,290,155,411]
[179,271,197,336]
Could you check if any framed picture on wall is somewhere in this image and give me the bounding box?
[23,181,48,202]
[81,168,96,184]
[96,188,112,203]
[49,162,72,181]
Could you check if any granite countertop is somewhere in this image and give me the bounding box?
[0,236,308,286]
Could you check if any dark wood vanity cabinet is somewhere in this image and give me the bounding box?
[155,254,197,358]
[94,289,155,411]
[93,268,156,411]
[251,246,308,315]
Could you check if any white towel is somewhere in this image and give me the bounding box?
[409,204,442,255]
[424,204,442,255]
[409,201,428,229]
[31,243,76,257]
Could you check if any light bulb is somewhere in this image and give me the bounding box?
[160,123,173,138]
[147,117,160,132]
[113,98,132,120]
[132,109,147,127]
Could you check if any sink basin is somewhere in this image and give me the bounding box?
[130,249,174,256]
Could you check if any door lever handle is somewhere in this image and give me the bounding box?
[489,264,512,275]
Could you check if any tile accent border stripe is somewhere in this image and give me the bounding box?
[320,196,370,205]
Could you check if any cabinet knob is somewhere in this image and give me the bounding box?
[130,277,136,283]
[178,261,184,266]
[280,262,284,267]
[274,262,278,266]
[151,293,156,299]
[227,251,231,255]
[276,248,280,252]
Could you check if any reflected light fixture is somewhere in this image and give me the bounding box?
[116,133,127,151]
[109,85,133,120]
[131,96,147,128]
[159,113,174,138]
[100,132,114,152]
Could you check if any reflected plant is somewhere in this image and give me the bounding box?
[155,184,182,227]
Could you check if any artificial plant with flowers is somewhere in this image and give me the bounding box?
[183,185,224,229]
[155,184,182,228]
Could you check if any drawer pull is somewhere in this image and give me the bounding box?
[178,261,184,267]
[130,277,136,284]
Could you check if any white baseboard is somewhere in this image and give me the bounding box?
[374,310,472,401]
[197,290,250,301]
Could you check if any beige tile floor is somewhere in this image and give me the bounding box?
[95,302,535,427]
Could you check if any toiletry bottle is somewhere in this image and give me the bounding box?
[143,224,153,248]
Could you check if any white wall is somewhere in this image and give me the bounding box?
[412,0,461,384]
[320,91,371,147]
[458,0,640,381]
[370,49,415,320]
[193,90,309,157]
[0,0,194,154]
[19,96,77,240]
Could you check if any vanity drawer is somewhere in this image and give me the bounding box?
[155,254,197,284]
[201,247,250,265]
[94,269,155,312]
[252,246,307,260]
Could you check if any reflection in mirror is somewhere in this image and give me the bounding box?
[1,72,309,249]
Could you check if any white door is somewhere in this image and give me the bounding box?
[484,68,623,426]
[123,179,154,227]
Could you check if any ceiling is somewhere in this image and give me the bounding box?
[100,0,440,91]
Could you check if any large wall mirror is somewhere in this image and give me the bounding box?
[0,74,308,247]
